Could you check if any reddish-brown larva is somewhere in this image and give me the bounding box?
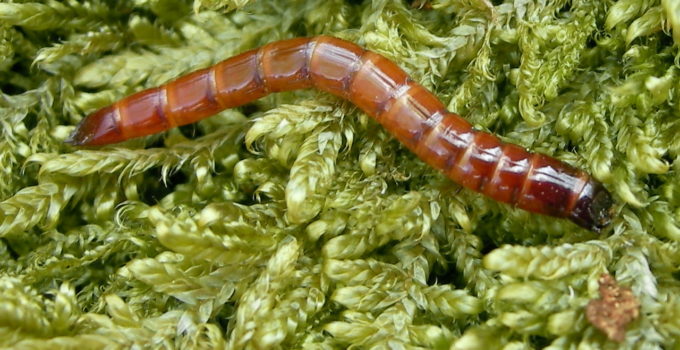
[67,36,614,231]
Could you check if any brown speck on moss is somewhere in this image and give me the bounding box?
[585,273,640,343]
[410,0,432,10]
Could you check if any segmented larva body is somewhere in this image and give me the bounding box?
[68,36,613,231]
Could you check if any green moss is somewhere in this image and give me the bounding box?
[1,0,679,348]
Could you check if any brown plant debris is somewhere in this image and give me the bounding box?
[585,273,640,342]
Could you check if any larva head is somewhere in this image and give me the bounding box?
[66,106,124,146]
[569,180,614,232]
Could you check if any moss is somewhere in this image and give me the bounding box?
[0,0,679,348]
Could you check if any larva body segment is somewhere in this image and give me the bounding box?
[68,36,613,231]
[212,49,267,108]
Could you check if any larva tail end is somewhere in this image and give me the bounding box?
[569,181,614,232]
[67,106,123,146]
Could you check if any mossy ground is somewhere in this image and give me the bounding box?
[0,0,679,349]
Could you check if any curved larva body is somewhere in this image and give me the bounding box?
[68,36,613,231]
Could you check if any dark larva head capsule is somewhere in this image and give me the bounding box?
[568,180,614,232]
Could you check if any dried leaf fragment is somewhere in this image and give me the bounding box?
[586,274,640,342]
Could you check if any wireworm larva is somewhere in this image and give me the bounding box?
[67,36,614,231]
